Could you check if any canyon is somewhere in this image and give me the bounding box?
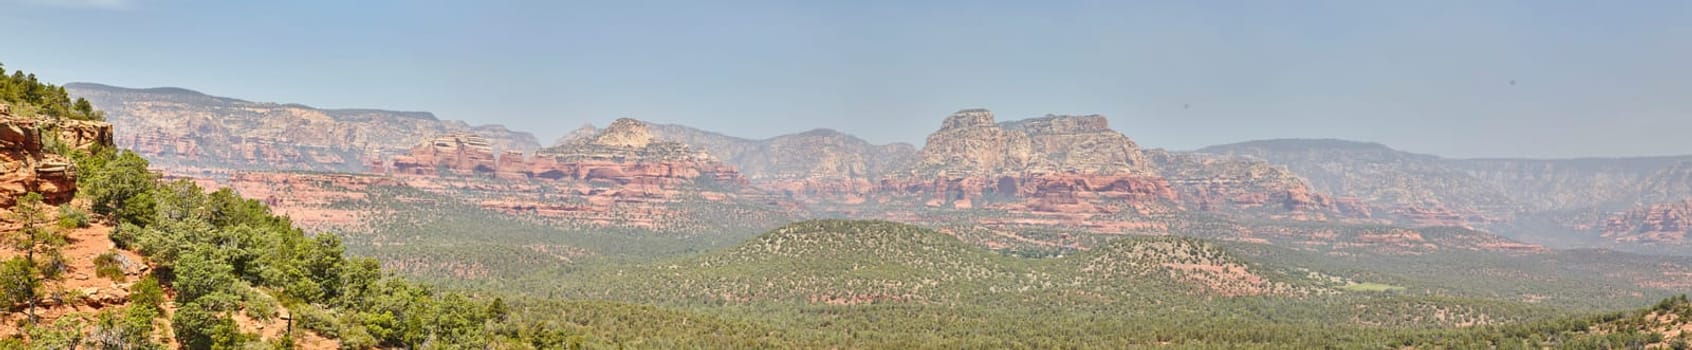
[69,83,1692,255]
[71,82,1508,255]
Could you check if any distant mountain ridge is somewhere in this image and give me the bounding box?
[1201,138,1692,249]
[67,82,541,172]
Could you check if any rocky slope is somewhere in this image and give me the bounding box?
[0,103,112,207]
[1200,139,1692,248]
[67,83,540,172]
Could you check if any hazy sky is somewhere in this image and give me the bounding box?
[4,0,1690,158]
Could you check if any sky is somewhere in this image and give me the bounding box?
[3,0,1690,158]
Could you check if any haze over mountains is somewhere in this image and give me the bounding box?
[66,82,1692,256]
[0,65,1683,348]
[12,0,1692,346]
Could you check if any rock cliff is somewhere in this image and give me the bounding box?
[1200,139,1692,248]
[0,103,114,207]
[391,134,500,176]
[67,83,540,172]
[1601,200,1692,243]
[575,121,918,202]
[884,109,1174,211]
[392,118,747,187]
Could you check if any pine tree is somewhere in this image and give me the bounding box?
[6,192,64,325]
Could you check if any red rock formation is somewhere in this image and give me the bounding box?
[879,110,1176,213]
[70,83,541,173]
[523,118,746,188]
[1602,200,1692,243]
[392,134,499,176]
[0,105,114,208]
[381,118,753,223]
[495,150,529,180]
[876,173,1176,212]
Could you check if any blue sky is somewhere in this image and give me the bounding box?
[4,0,1690,158]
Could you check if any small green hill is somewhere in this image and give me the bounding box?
[559,220,1338,307]
[1068,236,1328,297]
[567,220,1026,304]
[702,219,1010,280]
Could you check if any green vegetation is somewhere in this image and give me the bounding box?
[91,250,125,282]
[318,184,1692,348]
[1340,282,1407,292]
[103,171,512,348]
[2,192,68,326]
[438,219,1689,348]
[0,62,103,121]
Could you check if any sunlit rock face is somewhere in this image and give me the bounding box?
[68,83,540,173]
[0,103,114,207]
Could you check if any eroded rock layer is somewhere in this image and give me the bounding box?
[0,103,114,207]
[68,83,540,172]
[1603,200,1692,243]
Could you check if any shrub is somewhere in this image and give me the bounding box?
[0,258,36,307]
[94,250,126,282]
[130,275,164,314]
[38,249,68,281]
[56,205,90,230]
[173,302,242,349]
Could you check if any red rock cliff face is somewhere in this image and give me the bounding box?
[882,110,1175,212]
[0,104,114,207]
[1602,200,1692,243]
[397,118,747,191]
[391,134,499,176]
[632,124,917,204]
[528,118,745,188]
[69,83,540,173]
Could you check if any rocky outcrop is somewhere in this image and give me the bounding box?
[1602,200,1692,243]
[529,118,745,188]
[391,134,499,176]
[0,104,114,207]
[885,109,1175,212]
[1199,139,1692,249]
[1198,139,1512,224]
[68,83,540,173]
[909,109,1035,176]
[1148,150,1370,219]
[1000,114,1154,175]
[387,118,748,194]
[581,122,918,202]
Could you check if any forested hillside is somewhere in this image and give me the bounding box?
[0,62,550,349]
